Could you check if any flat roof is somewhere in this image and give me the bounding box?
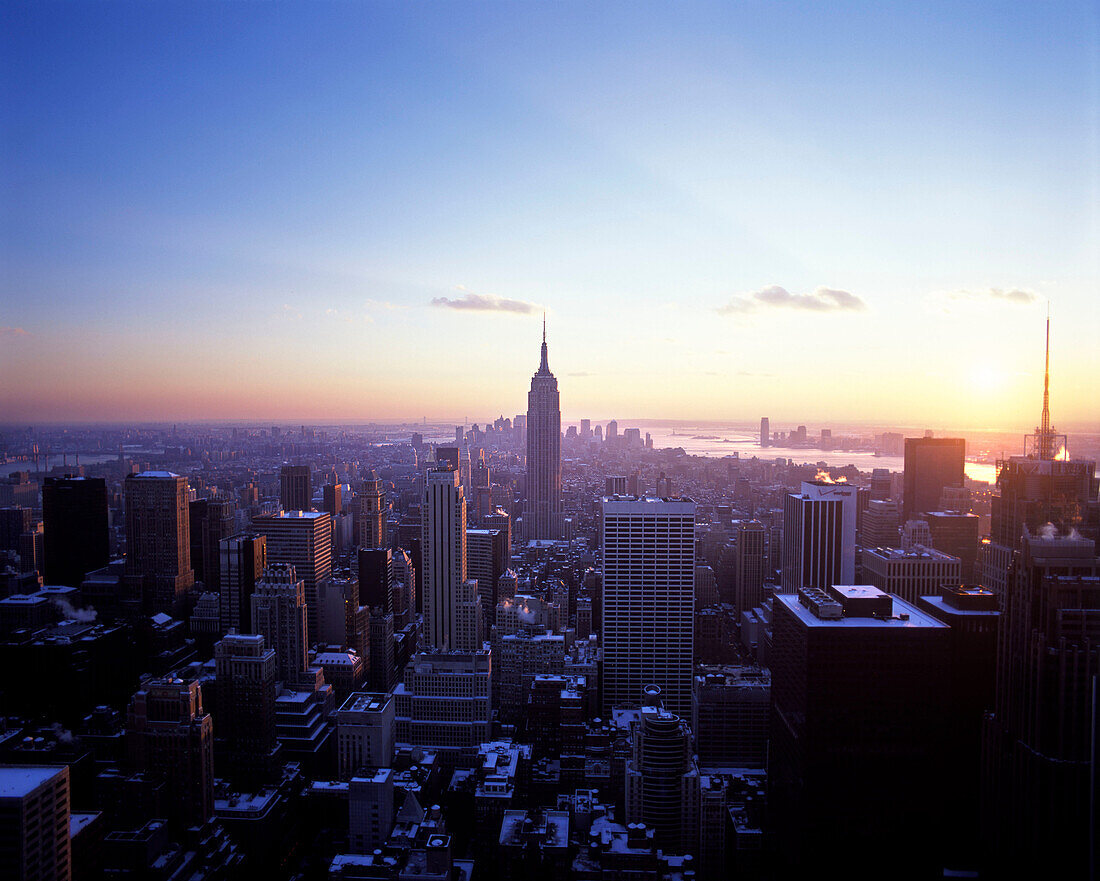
[340,692,390,713]
[130,471,181,479]
[777,593,947,629]
[0,765,65,798]
[919,595,1001,617]
[601,495,695,509]
[864,546,957,561]
[831,585,887,601]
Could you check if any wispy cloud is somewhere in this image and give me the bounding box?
[431,286,539,314]
[324,308,374,325]
[927,287,1041,315]
[943,287,1038,305]
[718,285,866,315]
[1,326,30,337]
[737,370,776,377]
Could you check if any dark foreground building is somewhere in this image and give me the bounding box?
[769,585,950,876]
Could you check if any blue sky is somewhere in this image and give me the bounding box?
[2,2,1098,427]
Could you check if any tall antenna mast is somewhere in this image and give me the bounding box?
[1041,304,1051,443]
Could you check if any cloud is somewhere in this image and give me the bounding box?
[568,371,594,377]
[737,370,776,377]
[927,287,1040,315]
[431,287,539,314]
[718,285,866,315]
[325,308,374,325]
[945,287,1037,305]
[1,326,30,337]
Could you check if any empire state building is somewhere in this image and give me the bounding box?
[524,318,562,539]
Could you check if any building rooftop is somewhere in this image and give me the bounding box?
[864,546,958,562]
[601,495,695,509]
[779,592,947,629]
[0,764,64,798]
[131,471,181,479]
[339,692,390,714]
[351,768,393,785]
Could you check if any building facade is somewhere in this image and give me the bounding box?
[601,496,695,718]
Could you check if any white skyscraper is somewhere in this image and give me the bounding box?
[601,496,696,718]
[421,467,481,651]
[780,480,858,593]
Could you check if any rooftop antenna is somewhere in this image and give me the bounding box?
[1027,301,1065,460]
[538,311,550,374]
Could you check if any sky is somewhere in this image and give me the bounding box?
[2,2,1098,430]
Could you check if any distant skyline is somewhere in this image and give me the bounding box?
[3,2,1098,429]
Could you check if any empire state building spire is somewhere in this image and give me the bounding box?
[538,312,550,375]
[525,315,562,539]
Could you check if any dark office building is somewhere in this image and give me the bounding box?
[188,498,236,591]
[357,547,394,616]
[770,585,950,875]
[214,632,281,787]
[467,527,508,621]
[0,507,32,554]
[916,585,999,871]
[323,483,342,518]
[991,457,1096,551]
[902,437,965,523]
[125,676,214,831]
[42,477,109,588]
[219,532,267,634]
[920,510,981,582]
[279,464,312,512]
[982,533,1099,877]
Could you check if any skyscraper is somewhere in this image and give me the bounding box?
[252,510,332,645]
[780,480,857,594]
[902,437,965,523]
[323,482,342,518]
[466,527,507,623]
[250,563,310,684]
[759,417,770,448]
[769,585,950,874]
[126,676,214,830]
[42,475,109,588]
[188,497,235,592]
[214,631,281,786]
[732,519,766,614]
[357,546,394,616]
[984,317,1097,592]
[124,471,194,613]
[524,318,562,540]
[601,495,696,718]
[422,467,481,651]
[624,685,699,852]
[0,764,71,881]
[983,532,1099,876]
[356,471,386,549]
[279,464,312,512]
[219,532,267,634]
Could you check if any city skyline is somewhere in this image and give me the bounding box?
[3,3,1099,429]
